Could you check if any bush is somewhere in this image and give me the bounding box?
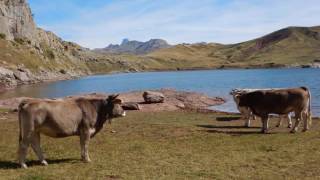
[44,49,55,59]
[59,69,67,74]
[14,38,25,44]
[0,33,6,39]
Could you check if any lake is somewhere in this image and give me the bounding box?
[0,68,319,116]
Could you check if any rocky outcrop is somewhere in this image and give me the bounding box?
[0,0,37,42]
[0,0,96,89]
[143,91,165,103]
[95,38,171,54]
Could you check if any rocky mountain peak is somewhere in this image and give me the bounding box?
[121,38,129,45]
[96,38,171,54]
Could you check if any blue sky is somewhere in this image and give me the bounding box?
[28,0,320,49]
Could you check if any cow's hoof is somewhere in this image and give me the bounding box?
[290,130,297,133]
[20,163,28,169]
[41,160,48,166]
[287,125,292,128]
[261,129,268,134]
[82,158,91,163]
[302,129,309,132]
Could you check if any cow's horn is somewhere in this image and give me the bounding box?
[111,94,120,99]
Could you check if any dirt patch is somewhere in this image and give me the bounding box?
[0,89,225,113]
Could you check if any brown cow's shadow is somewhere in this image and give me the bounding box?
[202,129,264,135]
[196,124,264,135]
[216,116,242,122]
[197,124,260,129]
[0,158,77,169]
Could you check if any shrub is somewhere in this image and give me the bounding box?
[59,69,67,74]
[0,33,6,39]
[14,37,25,44]
[44,49,55,59]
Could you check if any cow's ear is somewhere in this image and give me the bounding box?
[112,99,122,104]
[108,94,119,101]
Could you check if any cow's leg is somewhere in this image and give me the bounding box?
[253,115,257,120]
[291,112,302,133]
[245,114,251,127]
[302,111,309,132]
[18,135,32,169]
[287,114,293,128]
[80,129,91,162]
[276,115,282,127]
[31,132,47,166]
[260,115,269,133]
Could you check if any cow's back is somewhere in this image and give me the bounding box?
[19,99,85,137]
[244,87,310,115]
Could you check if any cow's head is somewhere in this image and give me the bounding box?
[238,93,249,107]
[106,94,126,118]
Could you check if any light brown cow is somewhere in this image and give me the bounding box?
[17,95,126,168]
[238,87,311,133]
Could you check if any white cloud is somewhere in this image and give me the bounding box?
[31,0,320,49]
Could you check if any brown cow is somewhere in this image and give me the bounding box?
[230,88,292,128]
[238,87,311,133]
[17,95,126,169]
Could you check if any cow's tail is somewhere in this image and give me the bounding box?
[18,101,29,144]
[307,88,312,127]
[302,87,312,126]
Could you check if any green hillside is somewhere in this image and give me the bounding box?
[146,26,320,69]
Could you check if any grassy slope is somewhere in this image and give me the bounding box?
[0,39,89,73]
[0,111,320,179]
[146,26,320,69]
[2,26,320,75]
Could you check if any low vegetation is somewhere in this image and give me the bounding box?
[0,33,6,39]
[0,110,319,179]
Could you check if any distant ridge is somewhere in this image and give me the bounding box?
[95,38,171,54]
[147,26,320,69]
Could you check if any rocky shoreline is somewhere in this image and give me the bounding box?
[1,65,319,93]
[0,89,225,113]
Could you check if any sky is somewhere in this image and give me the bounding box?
[28,0,320,49]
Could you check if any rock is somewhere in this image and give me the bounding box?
[311,63,320,68]
[13,70,30,81]
[122,102,140,110]
[0,67,14,77]
[143,91,165,103]
[301,64,312,68]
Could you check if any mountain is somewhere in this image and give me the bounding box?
[0,0,319,90]
[146,26,320,69]
[95,38,171,54]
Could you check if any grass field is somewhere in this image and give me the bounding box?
[0,110,320,179]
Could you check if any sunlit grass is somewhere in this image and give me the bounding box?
[0,111,319,179]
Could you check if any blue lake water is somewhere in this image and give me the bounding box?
[1,68,319,116]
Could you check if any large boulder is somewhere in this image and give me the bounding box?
[143,91,165,103]
[13,70,30,81]
[122,102,140,110]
